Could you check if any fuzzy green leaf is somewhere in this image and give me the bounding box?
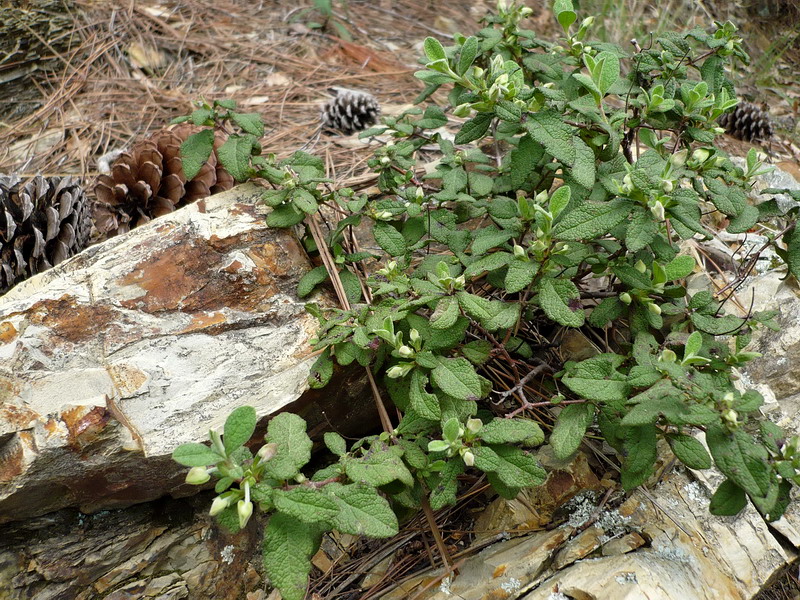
[572,137,596,189]
[505,260,539,293]
[479,418,545,446]
[231,111,265,136]
[223,406,257,454]
[329,483,399,537]
[180,129,215,181]
[625,208,657,252]
[217,135,255,182]
[457,36,479,75]
[472,445,547,488]
[621,424,658,489]
[709,479,747,516]
[324,432,347,457]
[429,460,464,509]
[344,445,414,487]
[664,255,695,280]
[594,51,620,95]
[464,252,513,279]
[273,488,340,524]
[262,513,323,600]
[373,222,408,257]
[526,109,576,166]
[550,403,594,459]
[267,204,305,228]
[538,278,585,327]
[668,434,712,470]
[461,340,492,364]
[264,413,313,481]
[431,357,484,401]
[410,371,441,421]
[292,189,319,215]
[297,265,329,298]
[471,228,514,254]
[172,443,223,467]
[455,113,493,145]
[430,295,460,330]
[423,36,447,62]
[553,200,631,240]
[706,426,770,498]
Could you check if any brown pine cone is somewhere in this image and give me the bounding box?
[1,175,91,294]
[718,101,773,143]
[92,123,235,237]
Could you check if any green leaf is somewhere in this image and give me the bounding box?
[550,403,594,459]
[668,434,712,470]
[338,269,362,305]
[461,339,492,364]
[180,129,215,181]
[293,189,319,215]
[469,171,495,196]
[424,36,447,62]
[464,251,513,279]
[429,460,464,509]
[684,331,703,358]
[625,208,657,252]
[554,0,576,32]
[479,418,545,446]
[526,109,576,166]
[172,443,222,467]
[505,260,539,293]
[457,36,479,75]
[553,200,632,240]
[709,479,747,516]
[549,185,571,219]
[373,221,407,257]
[455,113,493,145]
[594,51,620,95]
[472,445,547,488]
[706,426,770,498]
[664,255,695,280]
[231,111,264,137]
[264,413,313,481]
[783,226,800,282]
[471,228,514,254]
[613,264,652,290]
[572,137,596,189]
[344,445,414,487]
[223,406,257,454]
[537,278,585,327]
[431,357,485,401]
[267,203,305,228]
[217,135,255,182]
[329,483,399,537]
[324,432,347,457]
[621,424,657,489]
[273,488,340,524]
[410,371,441,421]
[562,360,629,402]
[308,348,334,389]
[297,265,328,298]
[588,297,623,327]
[263,513,323,600]
[430,295,460,330]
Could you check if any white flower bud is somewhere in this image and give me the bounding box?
[650,201,666,221]
[186,466,211,485]
[462,450,475,467]
[670,149,688,167]
[691,148,711,164]
[210,495,230,516]
[237,500,254,528]
[466,418,483,433]
[648,302,662,315]
[619,292,632,305]
[661,179,674,193]
[409,329,420,343]
[513,244,526,258]
[386,366,406,379]
[634,260,647,273]
[257,443,278,461]
[397,345,414,358]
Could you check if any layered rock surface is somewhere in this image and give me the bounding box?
[0,183,360,523]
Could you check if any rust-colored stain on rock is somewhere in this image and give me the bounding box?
[106,364,149,396]
[0,403,38,429]
[179,311,228,334]
[26,295,117,343]
[62,405,110,450]
[0,321,18,343]
[0,432,31,483]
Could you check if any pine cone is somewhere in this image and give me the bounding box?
[719,102,773,142]
[321,88,380,134]
[0,175,91,294]
[92,123,235,237]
